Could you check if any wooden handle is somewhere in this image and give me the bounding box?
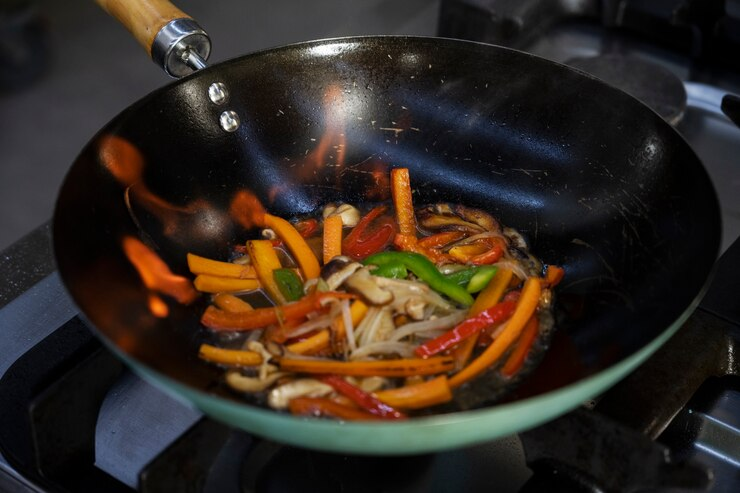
[95,0,191,56]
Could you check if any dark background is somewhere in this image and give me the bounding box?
[0,0,440,251]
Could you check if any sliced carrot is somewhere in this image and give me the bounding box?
[500,316,539,377]
[543,265,565,288]
[263,213,320,280]
[289,397,381,421]
[278,356,455,377]
[187,253,257,279]
[322,214,343,264]
[213,293,254,313]
[452,268,513,369]
[391,168,416,237]
[449,276,541,388]
[193,275,261,293]
[373,376,453,410]
[247,239,285,304]
[198,344,262,366]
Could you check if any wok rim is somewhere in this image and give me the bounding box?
[52,34,721,454]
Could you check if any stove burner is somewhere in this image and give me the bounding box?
[566,54,687,125]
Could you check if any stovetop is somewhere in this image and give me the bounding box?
[2,1,740,491]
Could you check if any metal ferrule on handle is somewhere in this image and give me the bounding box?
[151,18,211,77]
[94,0,211,78]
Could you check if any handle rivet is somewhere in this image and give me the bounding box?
[219,110,240,132]
[208,82,228,104]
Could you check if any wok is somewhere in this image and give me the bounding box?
[52,0,721,454]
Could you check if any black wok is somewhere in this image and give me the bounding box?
[52,1,721,453]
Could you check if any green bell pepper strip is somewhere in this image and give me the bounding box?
[363,252,474,306]
[444,267,479,287]
[466,266,498,293]
[273,268,304,302]
[369,261,408,279]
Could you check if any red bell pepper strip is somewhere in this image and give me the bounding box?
[201,291,354,331]
[342,205,397,259]
[288,397,381,421]
[318,375,407,419]
[415,300,517,358]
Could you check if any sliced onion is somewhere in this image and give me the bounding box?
[390,311,467,342]
[493,259,530,282]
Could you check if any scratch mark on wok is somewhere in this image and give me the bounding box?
[571,238,616,277]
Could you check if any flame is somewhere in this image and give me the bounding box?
[122,236,198,317]
[100,134,216,236]
[229,190,267,229]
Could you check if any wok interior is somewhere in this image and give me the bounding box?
[53,38,720,411]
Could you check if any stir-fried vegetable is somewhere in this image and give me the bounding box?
[187,168,562,420]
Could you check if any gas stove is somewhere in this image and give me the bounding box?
[1,1,740,491]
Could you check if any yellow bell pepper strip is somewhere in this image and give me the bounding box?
[273,268,304,302]
[198,344,262,366]
[449,276,541,388]
[193,274,261,293]
[187,253,257,279]
[201,291,353,331]
[212,293,254,313]
[247,239,286,304]
[193,275,261,293]
[500,315,539,377]
[263,213,320,280]
[286,300,368,355]
[451,268,513,369]
[318,375,407,419]
[373,376,453,410]
[364,252,474,306]
[448,237,506,265]
[288,397,381,421]
[391,167,416,237]
[278,356,455,377]
[322,214,343,264]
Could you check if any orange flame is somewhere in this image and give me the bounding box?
[122,236,198,317]
[229,190,267,229]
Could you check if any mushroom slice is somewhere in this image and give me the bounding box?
[344,267,393,305]
[225,368,285,393]
[267,378,334,410]
[323,203,361,227]
[320,256,363,290]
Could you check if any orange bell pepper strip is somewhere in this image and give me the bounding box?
[212,293,254,313]
[186,253,257,279]
[263,213,320,280]
[373,376,453,410]
[278,356,455,377]
[449,276,541,388]
[198,344,262,366]
[193,275,261,293]
[452,268,513,369]
[500,316,539,377]
[418,231,465,249]
[201,291,353,331]
[289,397,382,421]
[322,214,343,264]
[391,168,416,237]
[247,239,286,304]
